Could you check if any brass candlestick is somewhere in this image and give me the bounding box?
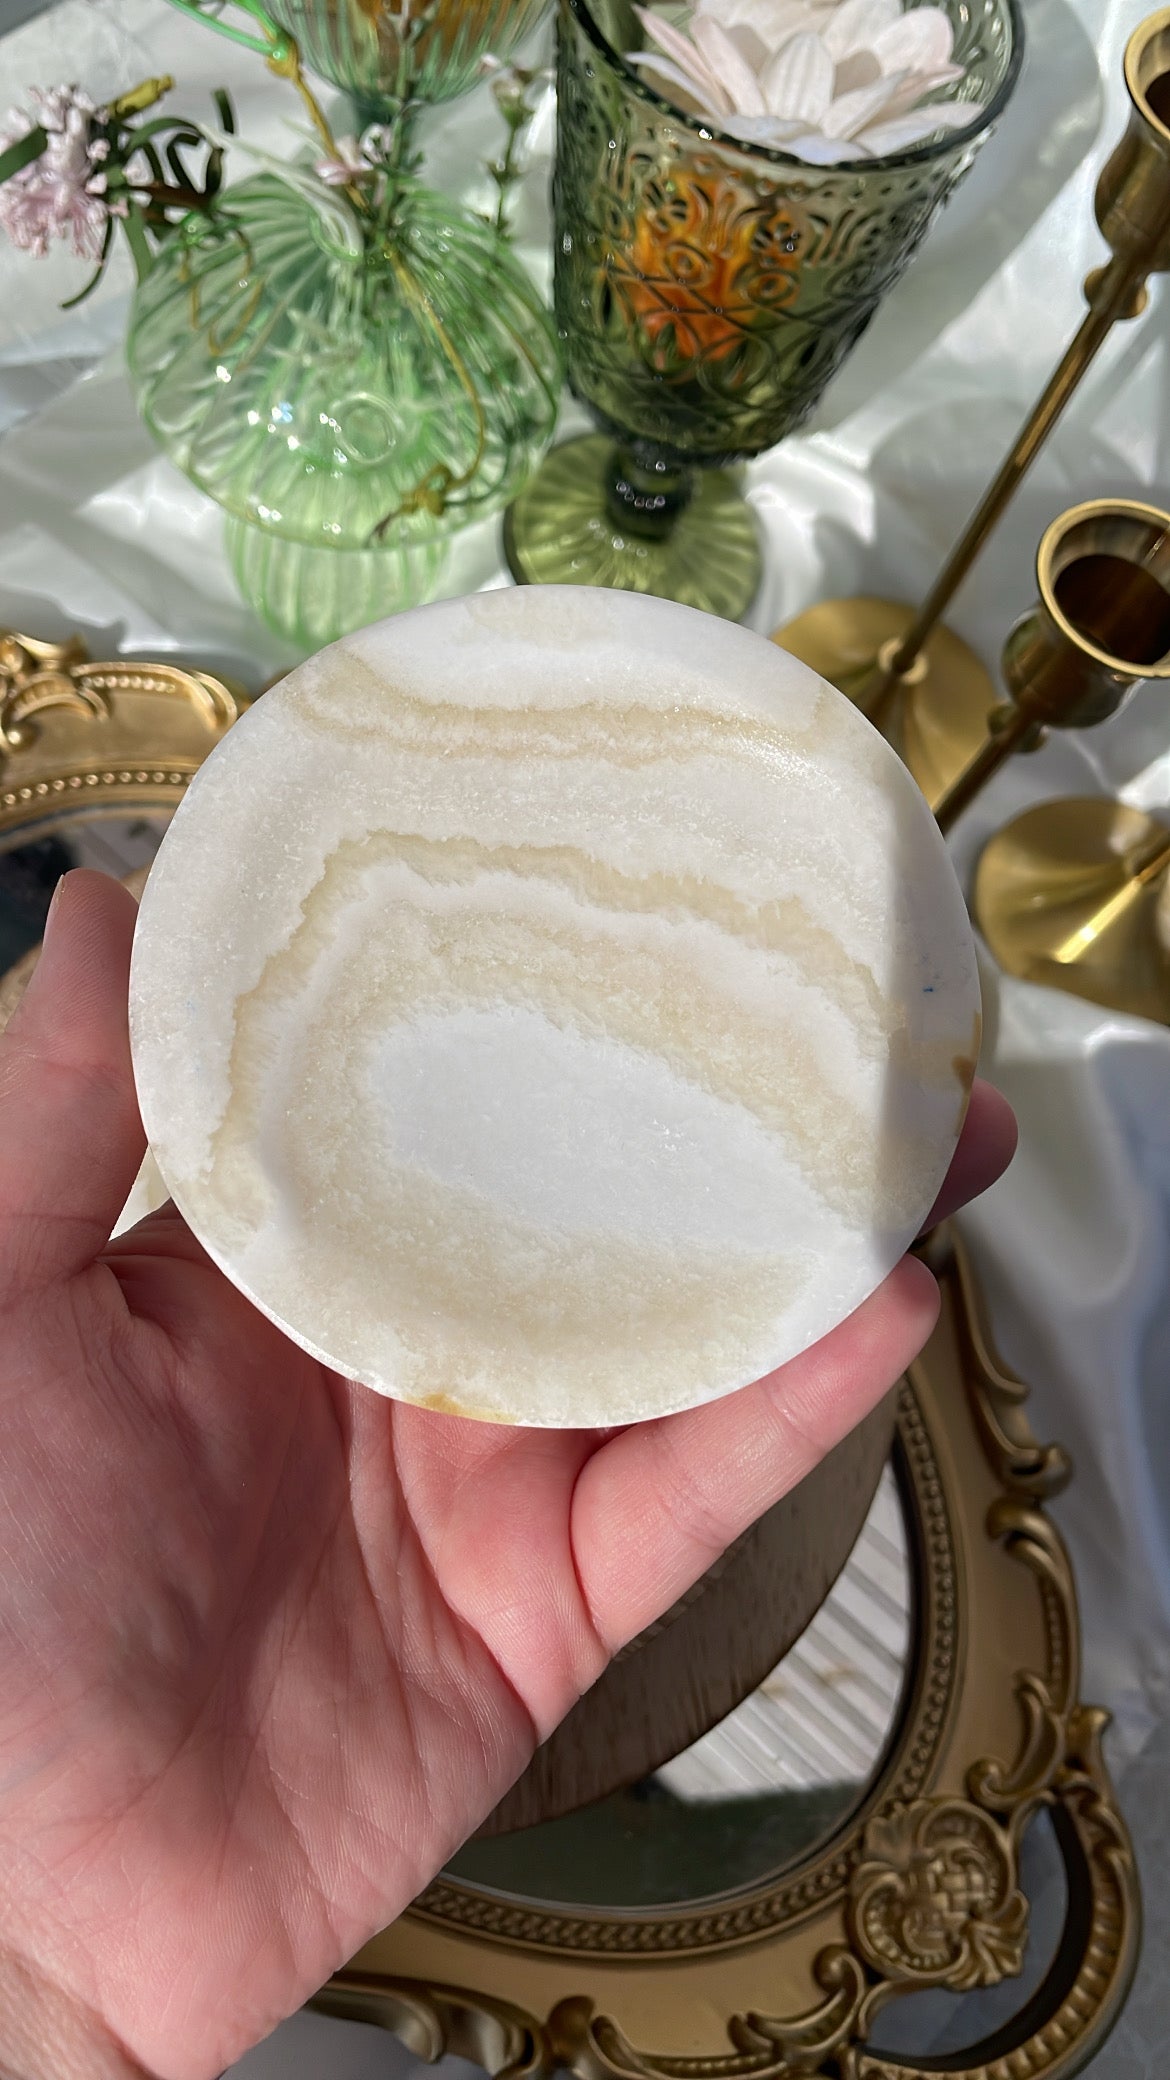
[773,9,1170,811]
[933,499,1170,833]
[969,501,1170,1023]
[932,496,1170,1024]
[975,800,1170,1023]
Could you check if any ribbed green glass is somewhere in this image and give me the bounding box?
[281,0,550,114]
[128,176,561,550]
[506,0,1022,618]
[127,174,561,644]
[224,516,448,650]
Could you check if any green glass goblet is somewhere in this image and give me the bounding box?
[280,0,551,121]
[504,0,1023,620]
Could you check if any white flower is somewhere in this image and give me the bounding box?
[478,51,555,121]
[631,0,983,163]
[313,133,374,186]
[0,83,113,262]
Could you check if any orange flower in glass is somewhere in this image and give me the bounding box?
[609,170,806,376]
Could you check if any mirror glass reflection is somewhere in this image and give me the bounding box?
[0,814,170,971]
[447,1462,912,1909]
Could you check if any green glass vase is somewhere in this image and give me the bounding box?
[127,174,562,648]
[223,517,448,654]
[504,0,1023,621]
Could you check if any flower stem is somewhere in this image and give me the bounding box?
[490,108,527,237]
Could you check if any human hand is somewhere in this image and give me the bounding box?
[0,871,1016,2080]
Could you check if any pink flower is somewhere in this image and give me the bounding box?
[0,84,114,262]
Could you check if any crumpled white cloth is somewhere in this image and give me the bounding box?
[1,0,1168,2069]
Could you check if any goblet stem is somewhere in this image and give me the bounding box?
[604,444,695,543]
[503,433,762,618]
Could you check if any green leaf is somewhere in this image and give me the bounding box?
[203,143,225,200]
[60,216,115,308]
[0,125,47,185]
[166,138,193,187]
[213,88,236,133]
[121,204,155,283]
[130,115,197,144]
[141,140,166,188]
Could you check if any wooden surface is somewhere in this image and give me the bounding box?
[482,1393,896,1834]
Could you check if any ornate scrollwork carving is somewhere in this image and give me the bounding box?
[0,631,111,749]
[0,627,243,778]
[548,1951,870,2080]
[845,1712,1138,2080]
[313,1973,553,2080]
[919,1227,1073,1501]
[848,1799,1028,1993]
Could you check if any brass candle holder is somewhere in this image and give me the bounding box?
[932,498,1170,833]
[773,8,1170,812]
[971,500,1170,1023]
[975,799,1170,1023]
[917,495,1170,1023]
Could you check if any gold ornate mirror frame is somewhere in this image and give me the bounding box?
[0,629,1139,2080]
[0,628,244,833]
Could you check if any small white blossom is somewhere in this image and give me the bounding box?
[0,83,115,261]
[313,125,395,189]
[478,52,554,122]
[313,133,371,186]
[631,0,983,163]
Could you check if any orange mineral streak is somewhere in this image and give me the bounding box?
[610,172,806,371]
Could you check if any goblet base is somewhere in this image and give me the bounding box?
[771,595,996,811]
[503,434,762,621]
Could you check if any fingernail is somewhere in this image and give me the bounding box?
[41,872,68,950]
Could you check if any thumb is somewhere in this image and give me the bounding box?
[0,869,144,1301]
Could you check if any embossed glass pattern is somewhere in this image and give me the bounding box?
[505,0,1022,618]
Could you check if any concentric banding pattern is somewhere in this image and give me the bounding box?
[129,588,979,1425]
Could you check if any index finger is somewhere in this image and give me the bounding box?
[0,870,144,1303]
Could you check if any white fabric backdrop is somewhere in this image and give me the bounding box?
[1,0,1168,2066]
